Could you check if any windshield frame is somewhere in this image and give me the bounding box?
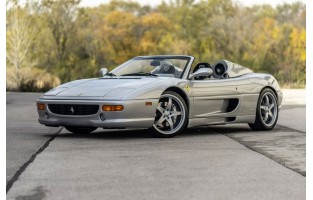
[110,55,194,79]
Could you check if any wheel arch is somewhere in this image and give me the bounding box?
[260,86,277,99]
[163,87,189,110]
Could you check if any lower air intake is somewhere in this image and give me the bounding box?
[48,104,99,115]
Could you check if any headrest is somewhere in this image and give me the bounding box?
[159,64,175,74]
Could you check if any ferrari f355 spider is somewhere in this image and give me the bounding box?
[37,55,282,137]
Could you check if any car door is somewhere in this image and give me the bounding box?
[189,76,250,119]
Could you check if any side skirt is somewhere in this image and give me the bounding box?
[187,115,256,128]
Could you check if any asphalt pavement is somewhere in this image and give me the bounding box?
[6,93,60,186]
[6,90,306,200]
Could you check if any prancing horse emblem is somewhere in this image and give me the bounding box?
[70,107,74,113]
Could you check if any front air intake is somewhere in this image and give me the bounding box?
[48,104,99,115]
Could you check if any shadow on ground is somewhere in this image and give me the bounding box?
[42,126,222,140]
[41,123,303,141]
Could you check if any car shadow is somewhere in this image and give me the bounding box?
[210,124,294,134]
[58,129,150,139]
[43,126,221,140]
[43,124,289,140]
[211,125,252,134]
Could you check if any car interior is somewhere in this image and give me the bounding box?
[151,62,183,78]
[192,62,213,80]
[213,63,229,79]
[192,62,229,80]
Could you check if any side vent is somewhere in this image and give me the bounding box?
[226,117,236,122]
[226,99,239,112]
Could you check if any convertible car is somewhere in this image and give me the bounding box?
[37,55,282,137]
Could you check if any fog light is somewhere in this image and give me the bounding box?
[45,112,49,119]
[99,113,106,121]
[102,105,124,111]
[37,103,45,110]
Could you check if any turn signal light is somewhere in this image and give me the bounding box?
[102,105,124,111]
[37,103,45,110]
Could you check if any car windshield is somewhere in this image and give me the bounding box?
[110,57,191,78]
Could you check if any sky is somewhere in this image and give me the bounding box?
[80,0,306,7]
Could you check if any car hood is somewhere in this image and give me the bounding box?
[44,77,159,98]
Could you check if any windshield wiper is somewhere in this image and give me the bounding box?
[121,72,157,77]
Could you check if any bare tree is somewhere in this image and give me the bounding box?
[6,0,41,90]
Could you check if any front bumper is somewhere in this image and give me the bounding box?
[37,98,158,128]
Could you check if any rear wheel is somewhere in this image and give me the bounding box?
[65,126,97,134]
[150,91,188,138]
[249,88,278,131]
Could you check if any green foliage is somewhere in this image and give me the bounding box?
[6,0,306,90]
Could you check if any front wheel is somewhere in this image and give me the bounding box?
[249,88,279,131]
[150,91,188,138]
[65,126,97,134]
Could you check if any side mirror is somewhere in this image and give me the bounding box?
[189,68,213,79]
[99,68,108,77]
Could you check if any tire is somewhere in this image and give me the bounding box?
[249,88,279,131]
[150,91,188,138]
[65,126,97,134]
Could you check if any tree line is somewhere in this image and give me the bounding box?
[6,0,306,91]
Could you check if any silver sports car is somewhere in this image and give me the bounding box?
[37,55,282,137]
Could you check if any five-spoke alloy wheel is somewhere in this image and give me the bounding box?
[150,91,188,137]
[249,88,278,131]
